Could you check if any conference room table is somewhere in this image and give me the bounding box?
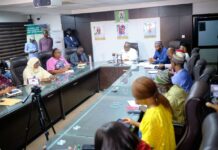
[0,61,155,150]
[45,64,153,150]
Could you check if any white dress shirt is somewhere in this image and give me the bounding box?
[121,48,138,61]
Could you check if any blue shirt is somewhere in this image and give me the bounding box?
[171,69,193,93]
[24,42,38,58]
[153,47,170,64]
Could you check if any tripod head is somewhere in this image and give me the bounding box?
[22,86,41,103]
[31,86,41,95]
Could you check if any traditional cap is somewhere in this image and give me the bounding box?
[172,53,185,64]
[154,70,171,85]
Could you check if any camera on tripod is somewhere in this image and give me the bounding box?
[31,86,41,95]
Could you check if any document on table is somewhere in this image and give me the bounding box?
[137,62,158,69]
[64,70,74,74]
[148,70,158,74]
[128,100,140,108]
[0,98,21,106]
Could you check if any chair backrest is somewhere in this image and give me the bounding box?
[200,113,218,150]
[193,59,207,81]
[169,40,181,49]
[177,81,209,150]
[38,51,52,69]
[10,56,28,86]
[127,42,139,59]
[187,53,200,79]
[191,47,200,55]
[199,66,217,83]
[65,48,77,62]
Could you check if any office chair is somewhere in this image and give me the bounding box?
[193,59,207,81]
[10,56,28,86]
[187,53,200,79]
[127,42,139,60]
[199,66,217,83]
[176,81,210,150]
[191,47,200,55]
[168,40,181,49]
[38,51,52,69]
[199,113,218,150]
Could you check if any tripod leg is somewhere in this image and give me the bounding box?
[24,99,34,150]
[40,97,56,134]
[35,95,50,141]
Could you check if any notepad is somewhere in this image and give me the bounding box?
[128,100,140,108]
[148,70,158,74]
[64,70,74,74]
[77,63,86,69]
[0,98,21,106]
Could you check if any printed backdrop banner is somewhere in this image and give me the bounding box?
[25,24,48,43]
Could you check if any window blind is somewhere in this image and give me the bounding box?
[0,23,28,60]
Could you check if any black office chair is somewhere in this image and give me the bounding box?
[10,56,28,86]
[191,47,200,55]
[127,42,139,59]
[199,113,218,150]
[65,48,77,62]
[193,59,207,81]
[38,51,52,69]
[199,66,217,83]
[169,40,181,49]
[176,81,210,150]
[187,53,200,79]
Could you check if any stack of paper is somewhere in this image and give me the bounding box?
[137,62,158,69]
[0,98,21,106]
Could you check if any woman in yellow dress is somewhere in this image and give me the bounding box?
[123,77,176,150]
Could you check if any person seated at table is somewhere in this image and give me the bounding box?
[121,42,138,61]
[0,74,14,96]
[123,77,176,150]
[179,44,190,61]
[171,53,193,93]
[70,46,88,66]
[46,48,71,75]
[154,70,187,124]
[176,45,190,70]
[206,102,218,112]
[95,122,151,150]
[149,41,170,64]
[23,57,54,85]
[158,47,175,69]
[0,59,12,79]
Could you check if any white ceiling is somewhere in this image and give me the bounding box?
[0,0,215,15]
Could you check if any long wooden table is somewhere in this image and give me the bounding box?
[0,62,130,150]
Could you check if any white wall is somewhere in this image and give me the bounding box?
[193,0,218,15]
[32,14,65,52]
[0,11,27,22]
[91,18,160,62]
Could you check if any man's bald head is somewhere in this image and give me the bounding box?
[124,42,131,52]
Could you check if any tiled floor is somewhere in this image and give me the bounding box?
[27,93,101,150]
